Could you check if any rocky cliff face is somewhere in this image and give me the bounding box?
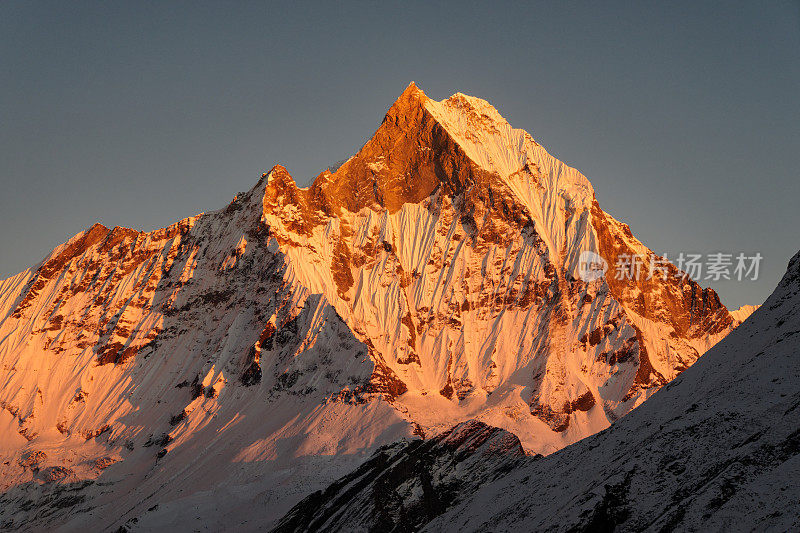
[0,83,736,530]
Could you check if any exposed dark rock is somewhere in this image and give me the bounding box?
[273,420,525,533]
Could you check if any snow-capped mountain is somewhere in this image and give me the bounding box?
[283,248,800,531]
[0,84,737,530]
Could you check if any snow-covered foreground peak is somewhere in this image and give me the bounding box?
[0,84,739,530]
[277,249,800,531]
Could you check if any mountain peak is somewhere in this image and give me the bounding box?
[263,164,294,186]
[305,84,543,217]
[403,80,422,95]
[382,81,429,129]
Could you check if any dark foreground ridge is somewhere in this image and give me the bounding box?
[273,420,526,533]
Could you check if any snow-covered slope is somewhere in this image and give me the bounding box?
[0,84,737,530]
[287,249,800,531]
[0,186,410,531]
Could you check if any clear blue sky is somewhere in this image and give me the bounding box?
[1,1,798,309]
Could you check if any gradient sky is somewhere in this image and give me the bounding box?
[1,1,798,309]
